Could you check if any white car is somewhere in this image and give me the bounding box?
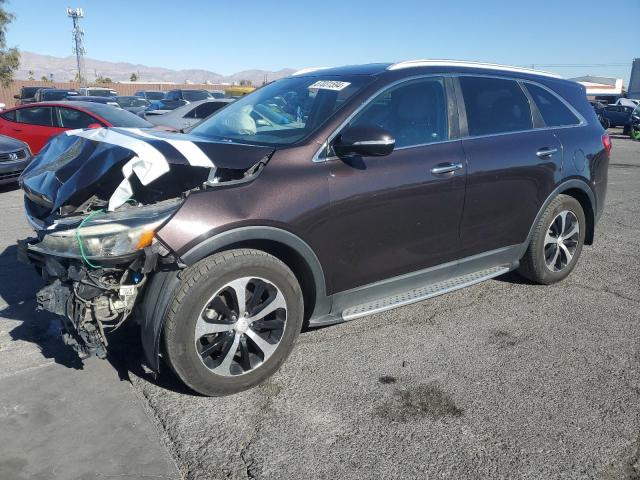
[144,99,233,130]
[615,98,640,108]
[78,87,118,97]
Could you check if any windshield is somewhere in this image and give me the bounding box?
[190,75,372,146]
[183,90,211,102]
[116,96,149,108]
[85,103,153,127]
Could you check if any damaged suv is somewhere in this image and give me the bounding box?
[18,61,610,396]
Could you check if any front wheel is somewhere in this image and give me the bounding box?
[518,194,586,285]
[163,249,304,396]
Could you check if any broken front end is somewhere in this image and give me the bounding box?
[17,127,271,362]
[18,200,180,359]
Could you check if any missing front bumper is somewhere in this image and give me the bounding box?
[18,238,157,360]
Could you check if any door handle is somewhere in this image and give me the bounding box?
[536,147,558,158]
[430,162,463,175]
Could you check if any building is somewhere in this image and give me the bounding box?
[629,58,640,100]
[569,75,625,104]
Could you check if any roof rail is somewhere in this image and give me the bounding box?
[386,60,562,79]
[291,67,331,76]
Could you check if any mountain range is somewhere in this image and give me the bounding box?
[16,51,296,85]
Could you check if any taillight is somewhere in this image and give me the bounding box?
[601,133,612,154]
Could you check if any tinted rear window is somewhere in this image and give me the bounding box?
[43,90,77,101]
[525,83,580,127]
[460,77,533,136]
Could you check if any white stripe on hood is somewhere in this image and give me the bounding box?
[126,128,214,168]
[66,128,171,211]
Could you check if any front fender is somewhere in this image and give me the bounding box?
[139,226,329,372]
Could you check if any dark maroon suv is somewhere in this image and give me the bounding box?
[18,60,610,396]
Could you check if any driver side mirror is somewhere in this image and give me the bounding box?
[333,125,395,157]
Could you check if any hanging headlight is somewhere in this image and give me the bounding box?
[29,201,180,260]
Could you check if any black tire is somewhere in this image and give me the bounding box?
[623,125,630,135]
[163,248,303,396]
[518,194,586,285]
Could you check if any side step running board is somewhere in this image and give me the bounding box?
[341,265,510,321]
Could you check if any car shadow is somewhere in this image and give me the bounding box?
[0,182,21,194]
[493,270,537,285]
[0,244,83,369]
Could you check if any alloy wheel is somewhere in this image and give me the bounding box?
[194,276,287,376]
[544,210,580,272]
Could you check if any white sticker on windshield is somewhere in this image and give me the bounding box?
[307,80,351,91]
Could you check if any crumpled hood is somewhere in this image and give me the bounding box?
[20,127,274,217]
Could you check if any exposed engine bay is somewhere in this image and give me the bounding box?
[18,127,272,361]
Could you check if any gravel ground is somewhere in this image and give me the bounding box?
[3,131,640,480]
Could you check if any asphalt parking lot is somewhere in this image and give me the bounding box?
[1,130,639,480]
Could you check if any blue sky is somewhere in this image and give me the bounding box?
[6,0,639,82]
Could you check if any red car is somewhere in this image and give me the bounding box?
[0,101,154,154]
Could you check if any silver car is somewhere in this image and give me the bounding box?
[144,99,233,130]
[0,135,31,185]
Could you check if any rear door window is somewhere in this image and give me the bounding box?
[524,83,580,127]
[459,76,533,136]
[15,106,54,126]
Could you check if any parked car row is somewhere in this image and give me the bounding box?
[589,99,639,134]
[0,101,154,154]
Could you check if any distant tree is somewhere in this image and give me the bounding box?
[239,79,252,87]
[0,0,19,87]
[40,75,49,82]
[27,70,34,80]
[130,72,137,82]
[95,76,113,84]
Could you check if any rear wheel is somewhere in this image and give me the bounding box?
[518,194,586,285]
[163,249,304,396]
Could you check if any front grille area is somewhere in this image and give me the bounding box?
[0,149,27,163]
[0,170,22,180]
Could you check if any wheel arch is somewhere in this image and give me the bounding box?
[559,186,595,245]
[521,179,596,257]
[139,226,329,372]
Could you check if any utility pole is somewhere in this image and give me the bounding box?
[67,8,86,86]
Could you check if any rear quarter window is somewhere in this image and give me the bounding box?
[525,83,581,127]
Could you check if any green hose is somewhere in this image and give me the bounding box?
[75,209,104,269]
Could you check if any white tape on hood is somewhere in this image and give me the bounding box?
[126,128,214,168]
[67,128,171,211]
